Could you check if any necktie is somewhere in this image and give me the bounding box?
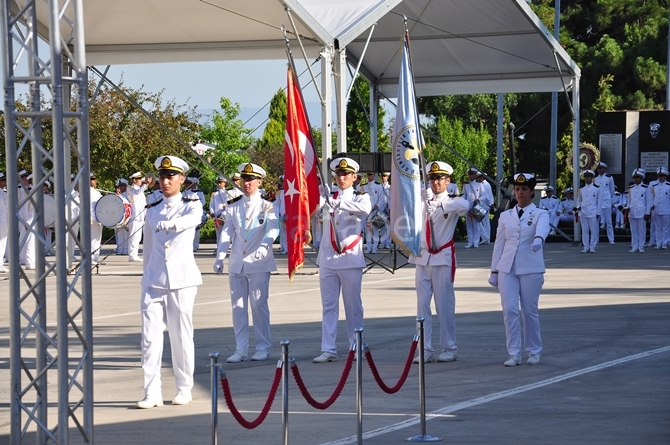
[518,208,524,218]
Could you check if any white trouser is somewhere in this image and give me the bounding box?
[319,266,364,355]
[629,217,646,251]
[279,219,287,251]
[381,222,391,247]
[229,269,272,353]
[127,217,144,260]
[647,215,656,245]
[19,223,36,267]
[580,216,599,249]
[192,228,200,251]
[0,226,7,266]
[141,286,196,398]
[615,209,625,227]
[600,207,614,242]
[68,221,80,260]
[364,221,379,250]
[91,223,102,263]
[653,213,669,247]
[498,271,544,356]
[480,215,491,242]
[415,264,457,353]
[466,214,480,247]
[558,214,574,224]
[116,226,129,254]
[312,217,322,248]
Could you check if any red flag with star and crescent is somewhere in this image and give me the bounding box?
[284,67,320,283]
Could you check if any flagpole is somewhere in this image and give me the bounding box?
[403,17,436,253]
[281,26,343,253]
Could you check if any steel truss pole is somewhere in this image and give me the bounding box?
[1,0,93,443]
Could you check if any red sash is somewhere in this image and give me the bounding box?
[328,190,362,254]
[425,219,456,281]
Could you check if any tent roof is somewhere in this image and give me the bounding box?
[36,0,579,97]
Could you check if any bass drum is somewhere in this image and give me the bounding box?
[43,194,56,228]
[95,194,132,228]
[468,202,488,222]
[370,211,389,229]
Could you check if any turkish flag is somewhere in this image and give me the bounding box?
[284,67,319,282]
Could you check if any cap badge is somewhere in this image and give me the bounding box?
[339,159,348,168]
[517,175,526,183]
[161,157,172,169]
[430,163,439,172]
[243,164,253,173]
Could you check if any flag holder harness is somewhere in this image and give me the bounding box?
[208,318,441,445]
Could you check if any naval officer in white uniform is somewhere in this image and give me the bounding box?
[313,157,372,363]
[489,173,549,367]
[136,156,203,409]
[214,163,279,363]
[410,161,470,363]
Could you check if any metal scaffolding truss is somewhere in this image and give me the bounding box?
[1,0,93,443]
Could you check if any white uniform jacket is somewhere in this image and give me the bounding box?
[90,187,102,225]
[558,197,574,215]
[651,181,670,215]
[594,174,615,209]
[0,188,8,227]
[127,183,148,220]
[491,204,550,275]
[577,184,602,218]
[316,187,372,269]
[464,181,483,206]
[409,192,469,267]
[141,192,203,290]
[479,180,494,208]
[539,195,560,215]
[217,193,279,275]
[627,183,651,219]
[364,181,385,212]
[209,188,229,219]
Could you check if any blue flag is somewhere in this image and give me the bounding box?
[390,33,423,256]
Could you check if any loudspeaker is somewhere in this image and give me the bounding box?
[331,152,377,173]
[380,152,392,173]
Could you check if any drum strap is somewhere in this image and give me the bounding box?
[425,219,456,281]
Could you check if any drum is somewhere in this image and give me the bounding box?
[370,211,389,229]
[469,202,488,221]
[95,194,132,228]
[43,194,56,228]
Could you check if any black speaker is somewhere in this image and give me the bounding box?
[380,152,392,173]
[332,152,377,173]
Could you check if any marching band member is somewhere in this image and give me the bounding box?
[276,175,288,255]
[18,170,35,269]
[313,158,371,363]
[410,161,469,363]
[127,171,148,262]
[476,171,495,244]
[137,156,203,409]
[115,179,130,255]
[646,174,660,248]
[209,176,229,245]
[650,167,670,249]
[227,173,243,200]
[364,172,384,254]
[539,186,560,235]
[0,172,8,272]
[612,187,624,228]
[380,172,392,249]
[463,167,483,248]
[183,177,205,252]
[627,168,652,253]
[213,163,279,363]
[489,173,549,367]
[594,162,616,244]
[576,170,602,253]
[68,174,80,262]
[89,173,103,265]
[557,187,575,225]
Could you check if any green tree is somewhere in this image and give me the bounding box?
[199,97,255,192]
[249,88,287,184]
[346,76,390,152]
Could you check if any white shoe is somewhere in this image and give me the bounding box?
[371,248,378,254]
[412,352,435,364]
[609,242,615,245]
[581,248,589,253]
[463,244,472,249]
[527,354,541,365]
[226,351,248,363]
[313,353,338,363]
[364,249,372,254]
[662,245,668,250]
[129,257,143,262]
[549,230,556,236]
[628,249,638,253]
[639,248,645,253]
[589,248,595,253]
[251,350,270,361]
[472,245,479,249]
[0,267,7,273]
[136,395,163,409]
[504,355,521,367]
[171,390,192,405]
[437,351,458,362]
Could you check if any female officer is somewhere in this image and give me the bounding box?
[488,173,549,366]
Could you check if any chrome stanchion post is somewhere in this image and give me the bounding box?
[355,327,364,445]
[281,339,290,445]
[210,351,220,445]
[408,317,441,442]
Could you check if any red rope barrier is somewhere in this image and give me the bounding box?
[220,366,282,429]
[290,350,355,410]
[365,339,418,394]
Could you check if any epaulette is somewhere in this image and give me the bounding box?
[550,195,558,199]
[593,184,599,188]
[227,195,242,205]
[605,174,612,177]
[641,184,648,188]
[375,181,382,185]
[560,197,567,201]
[145,198,163,208]
[262,193,276,203]
[182,195,200,202]
[354,190,366,195]
[628,184,635,189]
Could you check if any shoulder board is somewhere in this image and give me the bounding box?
[641,184,648,188]
[628,184,635,189]
[261,193,276,202]
[614,191,621,195]
[227,195,243,205]
[182,196,200,202]
[447,194,462,198]
[605,174,611,177]
[551,195,558,199]
[375,181,381,185]
[145,198,163,208]
[593,184,599,188]
[560,197,567,201]
[354,191,366,195]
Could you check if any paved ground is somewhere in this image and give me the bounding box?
[1,240,669,444]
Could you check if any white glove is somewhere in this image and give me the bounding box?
[319,185,331,198]
[155,220,175,232]
[531,237,543,252]
[421,188,434,201]
[254,244,269,260]
[426,201,437,215]
[212,259,224,274]
[488,273,498,287]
